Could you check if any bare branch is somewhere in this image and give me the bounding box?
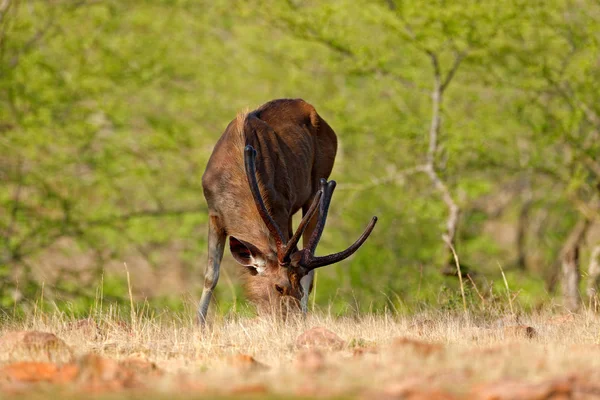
[424,50,461,257]
[441,51,467,92]
[426,51,442,167]
[423,164,460,244]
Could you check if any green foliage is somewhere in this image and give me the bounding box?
[0,0,599,315]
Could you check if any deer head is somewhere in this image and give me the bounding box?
[230,145,377,315]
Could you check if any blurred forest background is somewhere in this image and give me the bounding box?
[1,0,599,317]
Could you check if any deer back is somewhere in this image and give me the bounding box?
[202,99,337,253]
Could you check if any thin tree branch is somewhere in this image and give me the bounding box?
[441,51,467,92]
[423,50,461,255]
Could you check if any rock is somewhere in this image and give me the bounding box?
[294,349,325,372]
[295,327,346,350]
[470,378,573,400]
[228,354,269,371]
[0,353,162,392]
[503,325,536,339]
[392,337,444,356]
[0,331,73,363]
[75,353,160,391]
[0,361,78,384]
[0,362,58,383]
[77,353,130,390]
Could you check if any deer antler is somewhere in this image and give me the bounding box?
[244,145,323,264]
[280,189,322,262]
[299,179,378,271]
[244,145,286,250]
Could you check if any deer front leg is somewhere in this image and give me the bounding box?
[198,216,226,326]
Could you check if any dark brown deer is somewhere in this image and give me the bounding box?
[198,99,377,324]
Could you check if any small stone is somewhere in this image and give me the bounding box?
[295,327,346,350]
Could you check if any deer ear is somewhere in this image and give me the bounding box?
[229,237,266,274]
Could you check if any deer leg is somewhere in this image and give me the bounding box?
[198,216,226,326]
[299,199,320,313]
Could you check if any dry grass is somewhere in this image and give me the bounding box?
[1,306,600,398]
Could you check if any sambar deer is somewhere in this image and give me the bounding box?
[199,98,377,324]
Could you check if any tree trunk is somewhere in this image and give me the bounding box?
[516,180,532,271]
[587,245,600,312]
[561,246,581,312]
[560,219,590,312]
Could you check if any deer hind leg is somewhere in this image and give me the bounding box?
[198,215,226,326]
[299,199,320,313]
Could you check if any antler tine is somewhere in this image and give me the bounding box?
[301,179,335,266]
[280,189,322,263]
[304,216,378,270]
[244,145,285,251]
